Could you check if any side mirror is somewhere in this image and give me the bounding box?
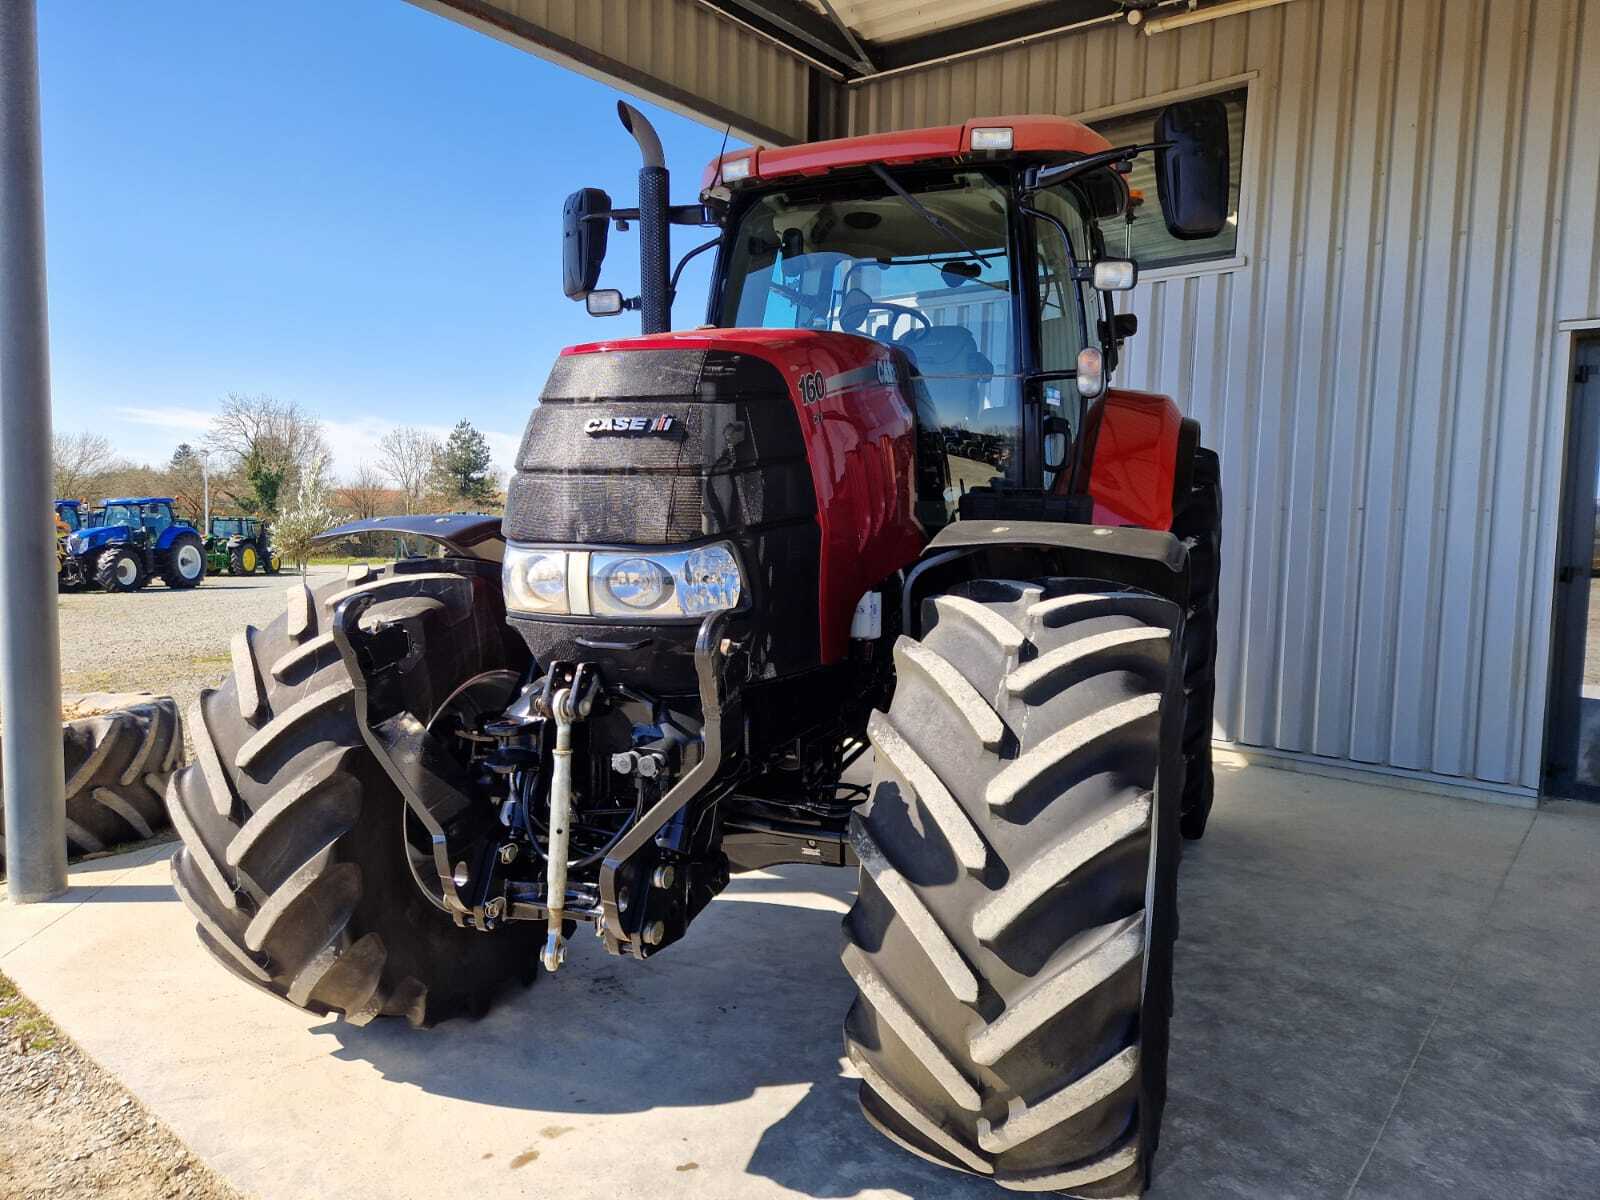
[1154,98,1230,240]
[1092,260,1138,291]
[585,289,625,317]
[562,187,612,299]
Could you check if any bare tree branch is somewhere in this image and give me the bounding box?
[52,431,119,500]
[205,393,329,504]
[337,462,391,519]
[377,426,441,515]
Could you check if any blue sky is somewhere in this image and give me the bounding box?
[37,0,738,477]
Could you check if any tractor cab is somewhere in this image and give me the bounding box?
[54,498,83,533]
[565,103,1228,520]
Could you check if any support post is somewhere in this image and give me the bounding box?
[1,0,68,902]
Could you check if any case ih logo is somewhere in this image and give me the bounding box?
[583,414,678,436]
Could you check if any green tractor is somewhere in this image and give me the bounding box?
[205,516,282,576]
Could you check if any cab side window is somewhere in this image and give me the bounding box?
[1030,187,1099,375]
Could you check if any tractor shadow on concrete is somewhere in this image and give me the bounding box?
[319,862,1000,1197]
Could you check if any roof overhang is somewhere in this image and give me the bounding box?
[692,1,1264,83]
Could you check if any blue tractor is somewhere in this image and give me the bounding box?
[63,497,207,592]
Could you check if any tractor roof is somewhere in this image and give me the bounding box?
[701,115,1110,191]
[55,498,81,506]
[101,496,175,505]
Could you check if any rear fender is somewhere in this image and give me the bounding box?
[154,525,193,552]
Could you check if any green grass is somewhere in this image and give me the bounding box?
[304,555,382,567]
[0,973,57,1053]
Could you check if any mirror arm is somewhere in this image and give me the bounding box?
[1025,140,1174,194]
[668,235,723,301]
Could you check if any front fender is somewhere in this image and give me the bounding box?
[314,513,504,562]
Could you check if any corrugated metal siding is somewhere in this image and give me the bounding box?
[848,0,1600,791]
[410,0,813,144]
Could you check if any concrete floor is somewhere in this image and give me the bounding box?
[2,759,1598,1200]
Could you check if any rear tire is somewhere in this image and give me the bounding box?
[158,531,207,589]
[0,697,181,871]
[1171,448,1221,841]
[843,578,1184,1197]
[95,546,146,592]
[165,566,542,1025]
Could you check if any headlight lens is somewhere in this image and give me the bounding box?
[677,544,742,615]
[598,556,673,611]
[504,541,744,620]
[502,548,570,614]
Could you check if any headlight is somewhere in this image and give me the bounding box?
[504,541,744,620]
[502,547,570,615]
[589,543,743,618]
[597,557,673,611]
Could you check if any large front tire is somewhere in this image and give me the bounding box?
[1171,447,1221,841]
[229,540,259,576]
[843,579,1184,1197]
[166,566,541,1025]
[95,546,146,592]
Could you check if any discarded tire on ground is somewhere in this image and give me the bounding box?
[0,694,183,873]
[166,567,543,1026]
[842,579,1184,1196]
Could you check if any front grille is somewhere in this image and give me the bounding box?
[505,348,815,546]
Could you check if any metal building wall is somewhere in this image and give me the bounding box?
[410,0,815,145]
[850,0,1600,795]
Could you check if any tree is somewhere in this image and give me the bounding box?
[167,443,209,523]
[52,431,116,499]
[429,419,496,507]
[338,463,390,519]
[377,426,440,514]
[272,452,337,573]
[206,393,327,514]
[239,448,286,516]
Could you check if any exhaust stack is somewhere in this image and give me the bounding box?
[617,101,671,335]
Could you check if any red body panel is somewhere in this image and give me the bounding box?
[1082,388,1185,531]
[561,330,926,663]
[701,115,1111,190]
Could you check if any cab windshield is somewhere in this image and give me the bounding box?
[57,506,79,532]
[718,170,1021,494]
[101,503,143,528]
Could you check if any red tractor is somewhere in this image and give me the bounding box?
[168,100,1227,1197]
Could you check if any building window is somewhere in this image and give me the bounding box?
[1087,85,1247,271]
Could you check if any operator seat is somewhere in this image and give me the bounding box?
[895,324,994,426]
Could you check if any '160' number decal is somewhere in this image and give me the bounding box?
[797,370,826,404]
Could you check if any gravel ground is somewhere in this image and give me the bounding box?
[0,568,360,1200]
[56,566,348,730]
[0,972,245,1200]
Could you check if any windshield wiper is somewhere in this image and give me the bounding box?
[868,163,995,269]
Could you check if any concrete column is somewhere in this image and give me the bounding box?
[0,0,67,902]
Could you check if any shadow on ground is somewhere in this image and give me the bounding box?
[318,865,998,1197]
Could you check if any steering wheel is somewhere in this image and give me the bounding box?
[839,289,932,342]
